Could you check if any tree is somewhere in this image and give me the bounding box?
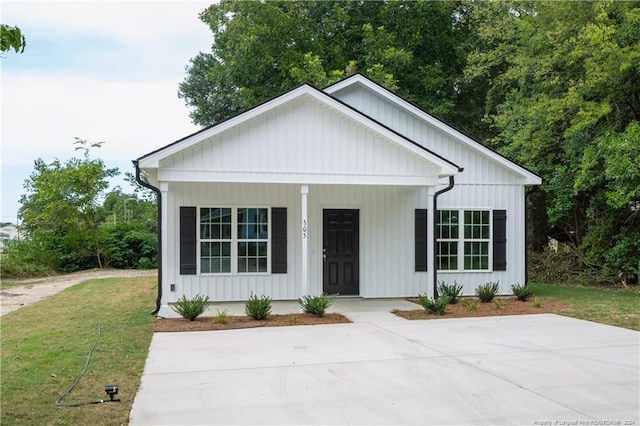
[18,139,119,272]
[179,1,471,130]
[463,0,640,282]
[1,24,26,54]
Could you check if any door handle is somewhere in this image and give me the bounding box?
[323,247,327,262]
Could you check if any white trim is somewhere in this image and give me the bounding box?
[325,75,542,185]
[198,206,271,276]
[138,85,460,178]
[301,185,309,296]
[157,169,443,186]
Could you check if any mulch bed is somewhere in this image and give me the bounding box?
[155,297,570,332]
[394,297,570,320]
[155,312,351,332]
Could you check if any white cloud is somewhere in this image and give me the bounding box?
[2,72,200,165]
[0,0,216,221]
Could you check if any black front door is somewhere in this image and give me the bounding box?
[323,209,359,295]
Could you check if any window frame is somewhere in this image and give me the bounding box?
[198,206,271,276]
[436,209,492,272]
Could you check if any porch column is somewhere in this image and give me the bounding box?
[301,185,309,296]
[160,181,169,306]
[426,186,436,296]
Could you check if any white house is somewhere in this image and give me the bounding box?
[0,223,20,251]
[135,74,541,316]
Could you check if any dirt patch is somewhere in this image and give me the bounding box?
[155,312,351,332]
[394,297,569,320]
[0,269,157,316]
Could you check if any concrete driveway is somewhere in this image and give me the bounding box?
[130,307,639,425]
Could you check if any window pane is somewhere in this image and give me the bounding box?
[238,208,268,240]
[437,241,458,270]
[437,210,458,240]
[464,242,489,270]
[201,242,230,273]
[464,210,490,240]
[201,208,232,240]
[237,241,267,273]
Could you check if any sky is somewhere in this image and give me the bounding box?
[1,0,214,223]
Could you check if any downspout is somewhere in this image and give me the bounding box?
[133,160,163,316]
[433,175,456,299]
[524,186,538,286]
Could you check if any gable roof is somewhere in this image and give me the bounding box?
[324,73,542,185]
[137,83,461,178]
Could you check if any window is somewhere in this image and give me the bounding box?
[436,210,458,270]
[199,207,269,274]
[237,208,268,273]
[463,210,490,270]
[200,208,232,273]
[437,209,491,271]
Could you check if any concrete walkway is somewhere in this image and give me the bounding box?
[130,304,639,425]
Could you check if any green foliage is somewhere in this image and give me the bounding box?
[492,300,506,310]
[1,24,26,53]
[172,294,210,321]
[99,222,157,269]
[437,281,464,304]
[245,293,272,320]
[298,293,337,318]
[532,297,543,309]
[288,315,298,324]
[0,239,53,277]
[462,300,479,311]
[511,283,535,301]
[464,1,640,285]
[475,281,499,303]
[416,294,449,315]
[214,309,229,324]
[17,139,119,272]
[179,1,470,128]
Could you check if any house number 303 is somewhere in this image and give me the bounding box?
[302,219,307,239]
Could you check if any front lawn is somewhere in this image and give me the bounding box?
[0,276,156,425]
[531,283,640,331]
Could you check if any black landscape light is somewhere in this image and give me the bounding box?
[104,383,120,402]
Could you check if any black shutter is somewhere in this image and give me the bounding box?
[493,210,507,271]
[180,207,197,275]
[415,209,428,271]
[271,207,287,273]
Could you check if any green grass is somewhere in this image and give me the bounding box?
[531,283,640,330]
[0,276,156,425]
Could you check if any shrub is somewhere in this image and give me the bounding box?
[213,309,228,324]
[172,294,210,321]
[416,294,449,315]
[462,300,479,311]
[532,297,543,308]
[245,293,272,320]
[511,283,534,301]
[298,293,337,317]
[492,300,506,310]
[438,281,463,304]
[475,281,499,302]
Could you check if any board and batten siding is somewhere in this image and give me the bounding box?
[331,85,530,294]
[330,86,528,186]
[435,184,527,295]
[161,181,523,305]
[162,183,435,304]
[157,96,440,186]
